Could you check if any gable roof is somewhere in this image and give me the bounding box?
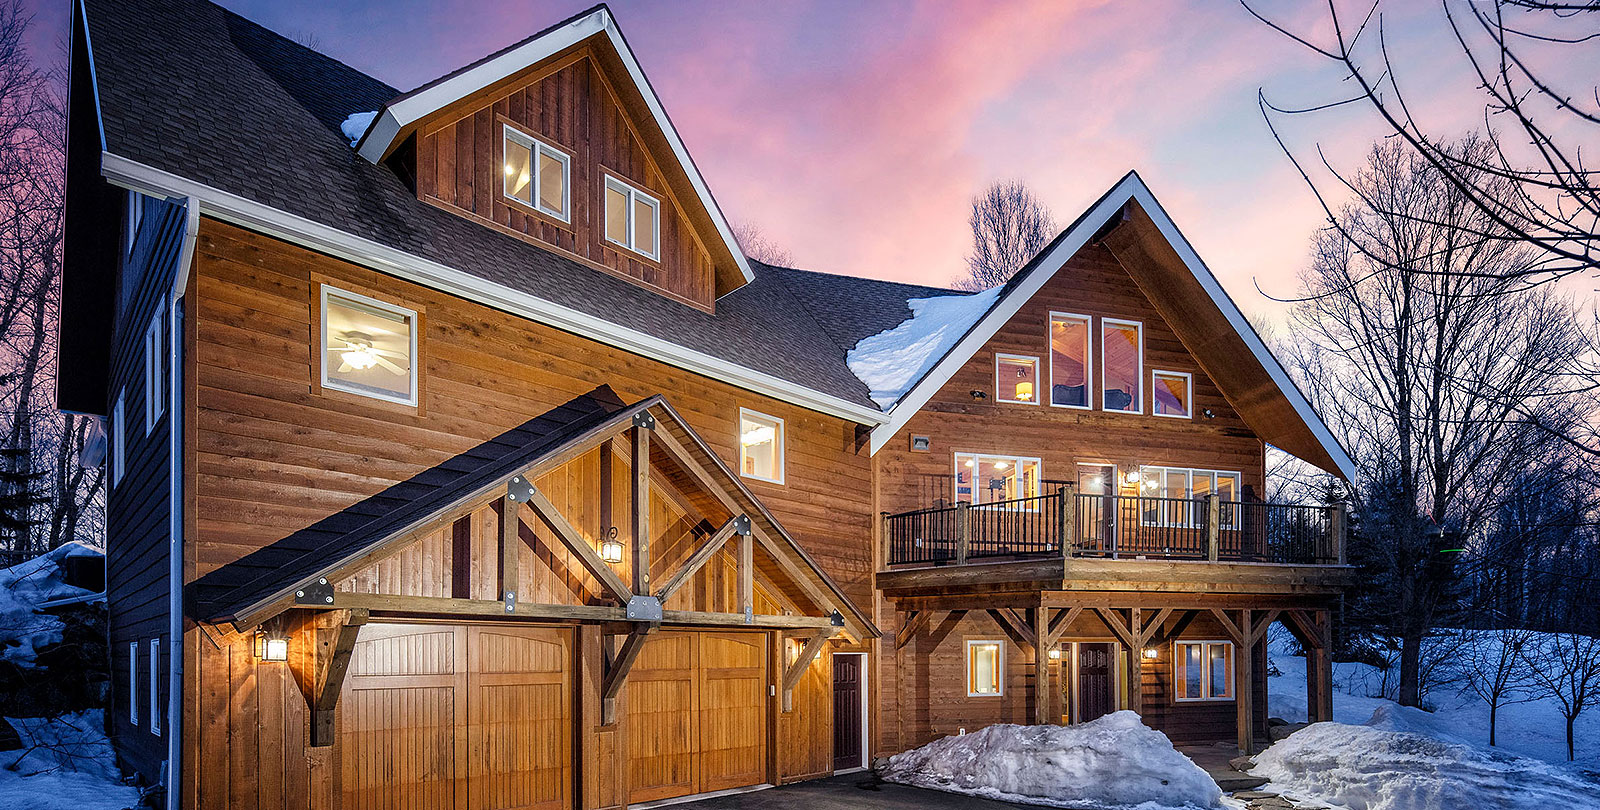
[865,172,1357,480]
[762,262,966,353]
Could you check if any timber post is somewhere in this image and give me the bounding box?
[1333,503,1348,566]
[1235,609,1255,754]
[1206,493,1221,562]
[1058,485,1076,575]
[954,502,970,566]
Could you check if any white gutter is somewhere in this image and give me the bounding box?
[99,153,886,428]
[164,197,199,810]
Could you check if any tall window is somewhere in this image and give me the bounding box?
[128,641,139,726]
[149,638,161,736]
[1139,467,1241,527]
[1049,313,1091,409]
[1151,370,1192,418]
[1174,640,1233,701]
[738,409,784,484]
[320,287,418,406]
[144,305,166,434]
[994,354,1039,404]
[502,125,570,221]
[604,175,661,260]
[955,453,1041,505]
[967,640,1003,696]
[1101,319,1142,413]
[111,393,125,487]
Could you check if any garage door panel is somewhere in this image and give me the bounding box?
[468,627,572,810]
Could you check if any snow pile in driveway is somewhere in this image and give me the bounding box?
[1250,705,1600,810]
[341,111,377,146]
[879,712,1223,810]
[847,286,1000,408]
[0,711,140,810]
[0,543,100,667]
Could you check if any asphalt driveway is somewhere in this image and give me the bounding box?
[668,772,1043,810]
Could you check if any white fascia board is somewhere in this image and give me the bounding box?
[100,152,885,427]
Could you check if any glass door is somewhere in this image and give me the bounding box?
[1076,464,1116,554]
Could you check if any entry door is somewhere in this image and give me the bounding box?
[832,654,863,771]
[1077,642,1116,723]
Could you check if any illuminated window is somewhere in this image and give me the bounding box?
[1138,467,1242,528]
[321,287,418,406]
[1152,370,1192,418]
[994,354,1040,404]
[502,125,570,221]
[1101,319,1142,412]
[1049,313,1091,409]
[967,640,1003,696]
[738,409,784,484]
[1174,641,1233,701]
[955,453,1041,505]
[604,175,661,260]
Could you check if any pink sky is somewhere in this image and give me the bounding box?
[27,1,1598,319]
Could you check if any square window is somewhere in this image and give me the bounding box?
[321,287,418,406]
[738,409,784,484]
[502,125,570,221]
[1174,641,1233,701]
[995,354,1040,404]
[1152,370,1192,418]
[604,175,661,260]
[1101,319,1142,412]
[967,640,1003,696]
[1049,313,1091,409]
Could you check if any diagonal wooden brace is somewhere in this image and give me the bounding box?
[782,628,832,712]
[654,514,750,603]
[309,608,368,747]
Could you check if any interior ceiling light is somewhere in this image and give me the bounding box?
[334,331,407,375]
[741,425,775,445]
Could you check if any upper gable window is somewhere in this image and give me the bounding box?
[1101,319,1143,413]
[994,354,1039,405]
[502,125,570,222]
[604,175,661,260]
[739,409,784,484]
[1152,370,1192,418]
[320,287,418,406]
[1048,313,1091,409]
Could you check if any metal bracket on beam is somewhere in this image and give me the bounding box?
[504,591,516,613]
[632,411,656,430]
[744,607,754,624]
[506,475,535,503]
[733,514,752,535]
[830,610,845,628]
[294,577,335,606]
[625,594,663,622]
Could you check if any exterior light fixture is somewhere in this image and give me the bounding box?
[1124,470,1142,485]
[598,526,623,564]
[1048,649,1062,660]
[1142,647,1159,661]
[255,630,289,662]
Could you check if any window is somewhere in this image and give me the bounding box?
[149,638,161,736]
[144,305,166,435]
[967,640,1003,696]
[955,453,1041,505]
[1101,319,1142,413]
[501,125,570,221]
[604,175,661,260]
[320,287,418,406]
[1138,467,1242,528]
[1174,640,1233,701]
[1152,370,1192,419]
[128,641,139,726]
[1049,313,1092,409]
[125,192,142,258]
[111,393,125,486]
[994,354,1040,404]
[738,409,784,484]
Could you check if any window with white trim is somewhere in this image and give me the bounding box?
[1174,640,1233,701]
[144,305,166,434]
[149,638,161,736]
[1049,313,1092,409]
[603,175,661,260]
[125,191,142,258]
[501,125,570,221]
[1101,318,1142,413]
[1151,370,1192,419]
[955,453,1040,505]
[967,640,1003,696]
[1138,466,1241,528]
[994,353,1040,405]
[111,393,126,487]
[128,641,139,726]
[320,287,418,406]
[738,409,784,484]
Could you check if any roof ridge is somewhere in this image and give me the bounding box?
[199,0,400,97]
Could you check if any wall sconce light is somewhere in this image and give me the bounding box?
[1048,648,1062,660]
[255,630,289,662]
[970,390,988,401]
[1123,470,1142,485]
[1202,408,1216,419]
[598,526,623,564]
[1142,647,1159,661]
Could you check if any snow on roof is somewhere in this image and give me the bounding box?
[0,543,102,667]
[341,111,378,148]
[846,286,1000,409]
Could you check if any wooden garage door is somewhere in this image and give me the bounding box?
[627,631,767,804]
[339,624,572,810]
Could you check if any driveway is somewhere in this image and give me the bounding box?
[668,772,1042,810]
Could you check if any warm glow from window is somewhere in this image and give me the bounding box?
[604,175,661,259]
[502,125,569,221]
[739,409,784,484]
[1049,313,1091,408]
[995,354,1040,404]
[1139,467,1242,528]
[1152,370,1192,418]
[968,640,1003,696]
[955,453,1040,505]
[321,287,417,406]
[1101,319,1142,412]
[1175,641,1233,701]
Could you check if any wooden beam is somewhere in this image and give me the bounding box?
[318,592,837,630]
[654,515,747,603]
[499,496,519,606]
[632,425,651,595]
[1033,604,1051,725]
[782,629,831,711]
[987,609,1035,652]
[1045,606,1083,648]
[1209,607,1245,646]
[738,530,753,621]
[601,627,655,725]
[523,484,633,602]
[1128,607,1143,715]
[1093,607,1138,649]
[895,610,932,651]
[1138,608,1175,647]
[310,608,368,747]
[1236,609,1255,754]
[1249,609,1280,646]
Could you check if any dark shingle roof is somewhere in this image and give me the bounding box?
[82,0,937,413]
[760,262,966,354]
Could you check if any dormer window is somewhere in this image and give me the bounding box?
[604,174,660,260]
[502,125,570,222]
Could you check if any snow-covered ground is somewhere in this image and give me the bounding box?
[0,543,103,667]
[879,711,1223,810]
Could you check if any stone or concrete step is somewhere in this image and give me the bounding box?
[1214,773,1271,792]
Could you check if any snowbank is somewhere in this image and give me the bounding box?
[1251,706,1600,810]
[847,286,1000,408]
[0,711,140,810]
[0,544,100,667]
[879,712,1223,810]
[341,111,378,147]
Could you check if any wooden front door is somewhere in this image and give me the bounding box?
[1077,642,1117,723]
[831,654,862,771]
[628,631,768,804]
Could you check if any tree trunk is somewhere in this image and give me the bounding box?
[1398,630,1423,707]
[1568,715,1576,761]
[1488,702,1497,747]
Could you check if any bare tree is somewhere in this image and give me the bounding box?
[957,180,1056,291]
[1527,630,1600,760]
[1460,626,1538,745]
[729,219,794,267]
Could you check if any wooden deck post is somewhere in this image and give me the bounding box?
[1033,603,1050,725]
[1235,609,1254,754]
[1128,607,1143,715]
[1333,504,1349,566]
[1059,486,1076,578]
[954,502,970,566]
[1206,493,1221,562]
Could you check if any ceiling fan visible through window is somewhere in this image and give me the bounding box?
[334,331,408,375]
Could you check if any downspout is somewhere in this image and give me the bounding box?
[165,197,198,810]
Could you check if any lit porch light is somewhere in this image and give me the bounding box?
[1124,470,1142,485]
[598,527,623,564]
[1047,648,1062,660]
[255,630,289,662]
[1142,647,1159,660]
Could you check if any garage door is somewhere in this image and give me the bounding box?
[628,631,767,804]
[339,623,572,810]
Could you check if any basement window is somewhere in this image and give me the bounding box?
[1101,318,1143,413]
[1174,640,1233,701]
[321,287,418,406]
[967,640,1003,696]
[738,409,784,484]
[1152,370,1192,418]
[604,174,661,260]
[502,125,570,221]
[995,354,1040,405]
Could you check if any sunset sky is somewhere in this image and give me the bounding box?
[25,1,1598,319]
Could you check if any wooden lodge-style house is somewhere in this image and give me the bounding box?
[58,0,1358,807]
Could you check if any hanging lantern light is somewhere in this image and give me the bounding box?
[598,526,623,564]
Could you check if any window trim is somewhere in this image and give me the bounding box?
[111,393,126,487]
[1173,639,1235,702]
[1151,370,1193,419]
[603,174,662,260]
[966,639,1004,697]
[1138,466,1243,529]
[1100,317,1144,414]
[128,640,139,726]
[319,285,420,407]
[737,407,785,485]
[954,452,1043,506]
[1047,312,1093,411]
[149,638,161,736]
[993,353,1041,406]
[501,124,572,223]
[125,191,142,258]
[144,305,165,435]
